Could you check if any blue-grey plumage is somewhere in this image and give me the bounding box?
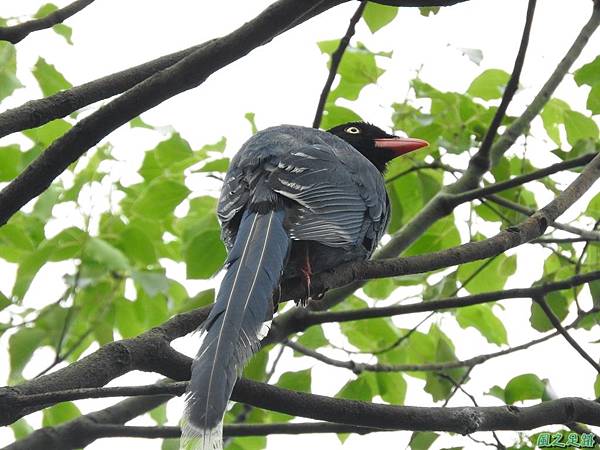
[182,124,427,450]
[182,209,289,449]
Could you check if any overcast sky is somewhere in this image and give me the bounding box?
[0,0,599,449]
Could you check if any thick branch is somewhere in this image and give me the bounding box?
[277,154,600,303]
[304,1,600,315]
[8,381,600,449]
[4,394,169,450]
[0,0,94,44]
[7,422,381,449]
[0,306,210,425]
[0,0,339,227]
[3,155,599,425]
[0,43,209,139]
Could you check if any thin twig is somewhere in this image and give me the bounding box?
[312,1,367,128]
[0,0,95,44]
[470,0,537,173]
[534,295,600,374]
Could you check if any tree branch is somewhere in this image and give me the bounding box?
[277,154,600,304]
[304,1,600,315]
[268,271,600,347]
[533,295,600,374]
[3,394,169,450]
[8,381,600,449]
[454,152,597,205]
[6,421,382,449]
[0,0,95,44]
[0,0,340,227]
[0,306,210,426]
[470,0,536,173]
[0,42,210,139]
[3,155,599,426]
[312,1,366,128]
[485,194,600,241]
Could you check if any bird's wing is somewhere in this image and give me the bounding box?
[268,144,379,248]
[217,125,389,252]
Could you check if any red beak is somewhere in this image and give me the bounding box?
[374,137,429,156]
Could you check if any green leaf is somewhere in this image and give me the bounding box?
[130,116,154,129]
[9,327,46,382]
[594,374,600,397]
[363,277,396,300]
[363,3,398,33]
[467,69,510,100]
[540,98,570,146]
[197,157,229,173]
[337,374,376,402]
[455,304,508,345]
[504,374,547,404]
[119,225,157,266]
[154,133,193,168]
[424,326,467,401]
[0,42,23,102]
[320,104,363,130]
[22,119,71,147]
[276,368,311,392]
[409,431,439,450]
[115,297,147,338]
[52,23,73,44]
[530,292,569,332]
[296,325,328,350]
[132,178,190,220]
[317,40,388,104]
[245,112,258,134]
[11,419,33,440]
[34,4,73,44]
[132,270,169,297]
[243,349,268,381]
[42,402,81,427]
[12,244,55,300]
[486,385,505,402]
[457,254,517,294]
[149,403,168,425]
[184,230,226,279]
[574,55,600,86]
[340,303,399,351]
[376,372,406,404]
[84,237,130,271]
[162,439,179,450]
[564,110,599,146]
[173,288,213,314]
[47,226,86,261]
[0,145,22,181]
[586,84,600,114]
[0,290,10,312]
[419,7,440,16]
[32,57,72,97]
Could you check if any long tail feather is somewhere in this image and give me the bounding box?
[181,209,289,450]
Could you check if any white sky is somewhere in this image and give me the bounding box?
[0,0,599,449]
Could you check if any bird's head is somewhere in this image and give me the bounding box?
[327,122,428,172]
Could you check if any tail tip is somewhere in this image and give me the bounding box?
[180,417,223,450]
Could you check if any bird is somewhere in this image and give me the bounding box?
[181,122,428,450]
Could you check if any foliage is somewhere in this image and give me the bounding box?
[0,3,599,450]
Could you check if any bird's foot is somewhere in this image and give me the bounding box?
[300,266,312,307]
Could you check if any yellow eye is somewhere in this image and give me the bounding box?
[345,126,361,134]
